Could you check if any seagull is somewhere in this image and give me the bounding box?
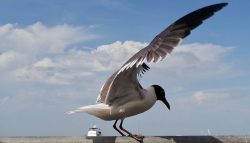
[67,3,228,142]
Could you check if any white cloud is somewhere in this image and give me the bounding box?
[0,22,98,84]
[153,43,232,77]
[0,22,96,54]
[0,51,25,69]
[173,89,236,112]
[193,91,206,104]
[33,58,58,68]
[0,22,232,88]
[91,41,147,70]
[12,41,147,84]
[190,90,232,106]
[176,43,228,63]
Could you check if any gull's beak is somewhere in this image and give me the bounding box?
[162,98,170,110]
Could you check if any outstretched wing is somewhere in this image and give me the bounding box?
[121,3,228,69]
[97,3,228,105]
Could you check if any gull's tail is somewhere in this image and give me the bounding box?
[66,103,111,120]
[66,105,96,115]
[66,109,82,115]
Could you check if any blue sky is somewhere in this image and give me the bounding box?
[0,0,250,136]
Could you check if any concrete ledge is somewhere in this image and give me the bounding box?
[1,136,250,143]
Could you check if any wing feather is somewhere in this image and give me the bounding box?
[123,3,228,68]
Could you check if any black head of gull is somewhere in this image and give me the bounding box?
[152,85,170,110]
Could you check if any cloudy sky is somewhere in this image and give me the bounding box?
[0,0,250,136]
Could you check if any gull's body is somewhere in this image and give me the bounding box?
[68,86,157,121]
[67,3,228,142]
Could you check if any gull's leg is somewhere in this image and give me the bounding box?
[113,119,125,136]
[119,118,144,142]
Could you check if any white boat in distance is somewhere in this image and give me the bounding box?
[86,125,102,137]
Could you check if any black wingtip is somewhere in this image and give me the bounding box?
[220,3,229,9]
[179,2,228,23]
[205,2,229,12]
[209,2,228,10]
[171,2,228,39]
[204,2,228,7]
[217,2,229,7]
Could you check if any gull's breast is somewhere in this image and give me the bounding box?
[111,89,157,119]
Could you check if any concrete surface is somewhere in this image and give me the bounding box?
[0,136,250,143]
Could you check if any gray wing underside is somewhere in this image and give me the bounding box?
[96,63,149,105]
[96,3,228,105]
